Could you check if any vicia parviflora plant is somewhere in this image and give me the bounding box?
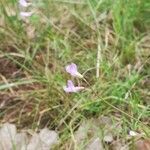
[63,80,84,93]
[19,0,31,7]
[19,0,33,17]
[63,63,85,93]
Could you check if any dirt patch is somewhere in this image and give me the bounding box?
[0,58,23,79]
[0,93,15,108]
[0,93,32,125]
[0,91,47,129]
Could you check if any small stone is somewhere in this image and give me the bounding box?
[129,130,138,137]
[104,133,113,143]
[15,132,28,150]
[27,133,42,150]
[98,116,112,128]
[86,137,104,150]
[0,123,17,150]
[74,121,90,144]
[39,128,58,148]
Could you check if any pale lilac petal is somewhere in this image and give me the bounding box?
[67,80,74,88]
[19,0,31,7]
[65,63,77,76]
[65,63,83,78]
[63,86,75,93]
[63,80,84,93]
[63,86,72,93]
[20,12,33,17]
[63,80,75,93]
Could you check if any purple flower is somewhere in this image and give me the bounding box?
[20,11,33,17]
[63,80,84,93]
[19,0,31,7]
[65,63,83,78]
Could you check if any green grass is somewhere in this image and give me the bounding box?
[0,0,150,149]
